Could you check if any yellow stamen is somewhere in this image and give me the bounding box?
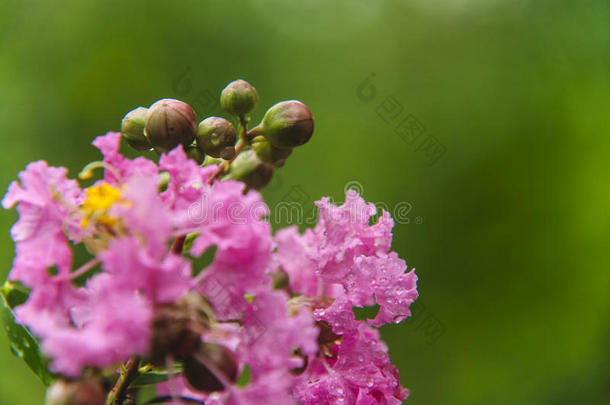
[80,183,123,228]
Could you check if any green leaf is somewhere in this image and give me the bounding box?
[182,232,199,253]
[132,371,170,386]
[1,280,29,307]
[0,281,54,386]
[132,363,184,387]
[236,364,251,387]
[187,244,217,277]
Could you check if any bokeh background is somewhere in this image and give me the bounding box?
[1,0,609,404]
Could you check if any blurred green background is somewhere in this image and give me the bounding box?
[1,0,609,404]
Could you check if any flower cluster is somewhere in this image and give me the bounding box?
[2,80,418,405]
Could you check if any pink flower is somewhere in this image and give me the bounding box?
[97,237,192,304]
[239,290,318,376]
[273,226,318,296]
[296,321,408,405]
[2,161,80,286]
[114,174,174,257]
[3,132,417,403]
[92,132,157,184]
[42,284,151,376]
[274,190,418,403]
[190,180,273,319]
[275,190,418,328]
[159,146,214,214]
[158,288,318,405]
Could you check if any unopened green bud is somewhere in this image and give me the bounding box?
[186,144,205,164]
[253,100,314,149]
[145,99,196,153]
[121,107,151,151]
[252,139,292,167]
[184,343,238,393]
[220,79,259,116]
[45,380,105,405]
[196,117,236,159]
[223,149,274,190]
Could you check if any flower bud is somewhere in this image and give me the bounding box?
[253,100,314,149]
[120,107,151,151]
[45,380,105,405]
[223,150,274,190]
[145,99,196,153]
[195,117,237,159]
[184,343,238,393]
[220,79,259,116]
[186,144,205,164]
[252,139,292,167]
[149,295,210,365]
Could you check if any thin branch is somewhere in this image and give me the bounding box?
[106,356,141,405]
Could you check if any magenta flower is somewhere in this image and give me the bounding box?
[2,88,418,405]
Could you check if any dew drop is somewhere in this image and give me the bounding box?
[393,314,407,323]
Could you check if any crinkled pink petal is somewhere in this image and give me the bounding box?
[98,237,191,304]
[114,175,174,257]
[42,287,151,376]
[240,289,318,377]
[274,226,318,296]
[92,132,157,184]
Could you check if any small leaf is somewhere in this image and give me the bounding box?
[2,280,29,307]
[132,371,170,386]
[0,281,54,385]
[236,364,251,387]
[189,245,217,277]
[182,233,199,253]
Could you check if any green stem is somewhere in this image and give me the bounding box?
[106,356,141,405]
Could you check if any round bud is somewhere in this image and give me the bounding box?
[148,295,210,365]
[220,79,259,116]
[45,380,105,405]
[195,117,237,159]
[255,100,313,149]
[252,139,292,167]
[145,99,196,153]
[223,150,274,190]
[184,343,238,393]
[120,107,151,151]
[186,144,205,164]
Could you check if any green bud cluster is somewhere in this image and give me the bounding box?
[120,79,314,192]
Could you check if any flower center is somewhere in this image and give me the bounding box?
[80,183,123,228]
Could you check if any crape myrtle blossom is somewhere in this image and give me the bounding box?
[275,191,418,404]
[3,82,418,405]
